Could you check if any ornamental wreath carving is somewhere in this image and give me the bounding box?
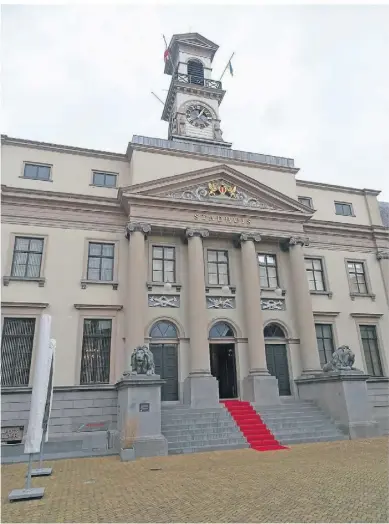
[322,345,356,372]
[127,345,155,375]
[206,297,236,309]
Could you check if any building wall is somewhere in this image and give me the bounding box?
[1,142,130,197]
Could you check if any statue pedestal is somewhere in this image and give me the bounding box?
[295,370,379,439]
[116,374,168,458]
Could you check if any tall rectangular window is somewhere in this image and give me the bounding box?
[11,237,43,278]
[87,243,114,281]
[152,246,175,283]
[347,261,367,294]
[23,163,51,181]
[1,318,35,386]
[207,250,229,285]
[360,325,383,376]
[258,254,278,288]
[80,319,112,384]
[305,258,326,291]
[335,202,353,216]
[92,172,117,188]
[315,324,335,367]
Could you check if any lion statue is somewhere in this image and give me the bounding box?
[130,345,155,376]
[323,345,356,372]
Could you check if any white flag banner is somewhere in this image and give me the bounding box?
[24,315,54,455]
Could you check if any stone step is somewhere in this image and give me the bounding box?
[258,413,330,423]
[162,407,226,414]
[168,437,246,450]
[262,420,336,430]
[162,412,231,420]
[162,426,241,437]
[272,428,345,440]
[162,421,236,430]
[168,442,249,455]
[166,433,246,443]
[279,434,349,445]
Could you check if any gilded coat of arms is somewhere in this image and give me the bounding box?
[208,181,237,198]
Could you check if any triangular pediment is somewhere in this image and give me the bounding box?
[122,165,314,216]
[169,33,219,52]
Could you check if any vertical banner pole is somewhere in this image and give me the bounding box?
[25,454,33,490]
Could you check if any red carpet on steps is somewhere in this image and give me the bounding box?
[222,400,288,452]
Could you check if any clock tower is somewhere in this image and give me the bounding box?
[162,33,232,148]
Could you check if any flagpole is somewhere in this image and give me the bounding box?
[151,91,165,106]
[219,52,235,81]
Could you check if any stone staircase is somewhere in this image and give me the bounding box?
[161,405,249,455]
[254,398,349,445]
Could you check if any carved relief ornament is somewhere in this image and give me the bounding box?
[185,228,210,239]
[125,222,151,239]
[377,251,389,260]
[289,236,310,247]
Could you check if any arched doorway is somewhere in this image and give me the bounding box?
[209,321,237,399]
[264,323,291,396]
[187,59,204,85]
[149,320,179,401]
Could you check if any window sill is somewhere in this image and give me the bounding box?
[310,290,333,298]
[3,276,45,287]
[89,184,117,189]
[19,176,53,182]
[350,292,376,301]
[147,282,182,291]
[205,284,236,294]
[81,280,118,290]
[260,287,286,296]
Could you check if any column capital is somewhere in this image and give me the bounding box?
[125,222,151,240]
[185,228,209,239]
[377,250,389,260]
[234,232,262,247]
[289,236,310,247]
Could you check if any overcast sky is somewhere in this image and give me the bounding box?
[2,5,389,200]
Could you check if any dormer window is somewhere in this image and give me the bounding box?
[187,59,204,86]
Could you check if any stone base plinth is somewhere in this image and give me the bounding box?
[183,374,220,408]
[296,370,379,439]
[115,374,167,458]
[242,374,281,406]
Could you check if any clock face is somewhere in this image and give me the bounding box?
[186,104,212,128]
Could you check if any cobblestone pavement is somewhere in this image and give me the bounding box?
[1,437,388,523]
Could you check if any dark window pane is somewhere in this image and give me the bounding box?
[87,243,114,281]
[1,318,35,386]
[315,323,334,366]
[207,250,229,285]
[209,322,234,338]
[152,246,176,283]
[104,174,117,187]
[36,165,51,180]
[150,321,177,339]
[359,325,383,376]
[24,164,38,179]
[264,324,285,338]
[11,237,43,278]
[80,319,112,384]
[93,173,106,186]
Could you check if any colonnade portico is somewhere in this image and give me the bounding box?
[124,221,324,407]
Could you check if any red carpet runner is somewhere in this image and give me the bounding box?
[222,400,287,452]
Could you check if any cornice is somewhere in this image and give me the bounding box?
[313,311,340,317]
[350,313,383,319]
[74,304,123,310]
[127,140,300,175]
[1,134,127,161]
[296,178,381,196]
[1,301,49,309]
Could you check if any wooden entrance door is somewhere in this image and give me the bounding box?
[149,344,178,401]
[265,344,291,396]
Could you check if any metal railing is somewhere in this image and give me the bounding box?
[175,72,222,90]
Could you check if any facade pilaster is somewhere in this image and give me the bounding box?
[377,251,389,306]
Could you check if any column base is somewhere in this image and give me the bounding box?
[183,373,220,408]
[242,373,281,406]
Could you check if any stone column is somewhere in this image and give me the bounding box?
[125,222,150,371]
[183,228,219,408]
[377,251,389,306]
[240,232,281,405]
[288,236,322,374]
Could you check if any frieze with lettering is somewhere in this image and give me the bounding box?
[194,213,251,225]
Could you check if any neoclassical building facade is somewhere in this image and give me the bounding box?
[1,34,389,449]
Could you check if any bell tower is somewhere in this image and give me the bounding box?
[162,33,232,148]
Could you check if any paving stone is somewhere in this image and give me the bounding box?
[1,438,388,523]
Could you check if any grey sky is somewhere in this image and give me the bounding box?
[2,5,389,199]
